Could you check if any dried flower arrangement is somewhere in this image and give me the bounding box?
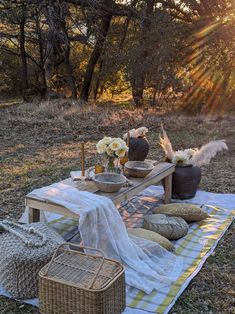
[159,126,228,166]
[123,127,148,140]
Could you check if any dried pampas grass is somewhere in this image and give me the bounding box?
[159,126,228,167]
[191,140,228,166]
[159,125,175,161]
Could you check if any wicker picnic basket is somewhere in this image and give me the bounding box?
[39,243,126,314]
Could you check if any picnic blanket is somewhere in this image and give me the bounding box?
[1,186,234,314]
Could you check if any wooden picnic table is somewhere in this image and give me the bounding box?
[26,161,175,223]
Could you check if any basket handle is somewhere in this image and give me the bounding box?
[44,242,105,289]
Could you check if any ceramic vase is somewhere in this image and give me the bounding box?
[172,165,201,200]
[128,137,149,161]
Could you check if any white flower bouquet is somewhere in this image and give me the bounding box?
[96,137,128,158]
[159,126,228,166]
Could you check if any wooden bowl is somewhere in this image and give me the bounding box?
[124,161,154,178]
[93,172,126,193]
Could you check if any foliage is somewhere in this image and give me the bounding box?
[0,0,234,112]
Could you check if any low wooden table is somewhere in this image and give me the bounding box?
[26,162,175,223]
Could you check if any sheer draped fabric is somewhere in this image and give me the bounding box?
[29,183,183,294]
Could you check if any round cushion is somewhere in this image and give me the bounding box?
[127,228,174,251]
[143,214,188,240]
[154,203,209,222]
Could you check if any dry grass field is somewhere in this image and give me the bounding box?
[0,100,234,313]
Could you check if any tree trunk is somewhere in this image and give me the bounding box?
[64,47,77,99]
[131,76,145,107]
[19,5,28,100]
[131,0,154,107]
[119,0,138,48]
[98,82,105,99]
[62,22,77,99]
[44,1,66,97]
[43,1,77,99]
[151,87,157,106]
[80,12,112,101]
[93,59,103,100]
[119,17,130,48]
[35,12,47,98]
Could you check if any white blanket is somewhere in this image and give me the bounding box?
[28,183,182,294]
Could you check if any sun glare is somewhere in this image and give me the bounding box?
[183,17,234,113]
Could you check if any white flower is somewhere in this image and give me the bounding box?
[102,137,112,145]
[172,150,189,166]
[109,140,122,151]
[96,140,107,154]
[116,148,126,157]
[117,138,128,147]
[106,147,115,157]
[184,148,197,159]
[97,136,128,157]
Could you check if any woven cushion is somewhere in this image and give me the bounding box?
[0,222,64,299]
[127,228,174,251]
[143,214,188,240]
[154,203,209,222]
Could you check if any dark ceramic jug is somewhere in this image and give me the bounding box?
[172,165,201,200]
[128,137,149,161]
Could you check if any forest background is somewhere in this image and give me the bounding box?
[0,0,234,114]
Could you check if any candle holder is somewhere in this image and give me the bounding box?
[120,156,128,174]
[120,156,128,166]
[95,164,105,174]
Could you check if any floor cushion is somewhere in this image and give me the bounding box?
[128,228,174,251]
[143,214,188,240]
[153,203,209,222]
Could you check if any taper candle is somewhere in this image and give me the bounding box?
[81,142,85,176]
[127,131,130,147]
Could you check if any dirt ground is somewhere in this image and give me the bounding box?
[0,100,234,313]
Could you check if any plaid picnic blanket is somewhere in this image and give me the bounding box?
[48,186,235,314]
[125,204,234,313]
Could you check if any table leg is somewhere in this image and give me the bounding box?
[163,174,172,204]
[28,207,40,223]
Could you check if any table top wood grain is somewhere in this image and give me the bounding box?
[26,161,175,220]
